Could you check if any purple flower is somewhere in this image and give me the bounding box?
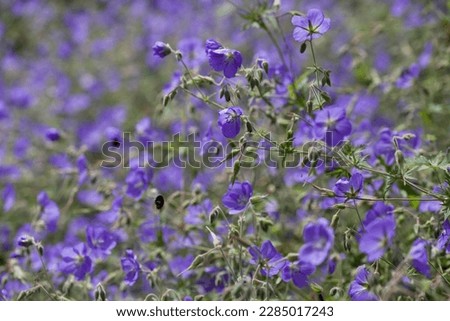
[185,199,213,225]
[396,63,420,89]
[37,191,60,233]
[298,218,334,266]
[2,183,15,212]
[409,238,431,278]
[249,240,286,277]
[17,235,34,248]
[178,37,206,69]
[348,265,379,301]
[314,106,352,146]
[77,190,104,207]
[281,261,316,288]
[334,173,364,198]
[362,202,395,227]
[436,220,450,254]
[218,107,243,138]
[205,39,223,53]
[169,255,195,278]
[125,167,151,200]
[197,266,229,294]
[121,250,140,286]
[138,218,159,244]
[77,155,89,187]
[152,41,171,58]
[222,181,253,214]
[208,48,242,78]
[86,225,117,257]
[359,215,396,262]
[97,196,122,225]
[396,42,432,89]
[60,243,93,281]
[45,128,61,142]
[372,128,420,166]
[291,9,331,43]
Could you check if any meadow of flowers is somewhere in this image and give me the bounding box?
[0,0,449,301]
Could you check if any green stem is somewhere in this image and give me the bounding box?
[219,247,238,282]
[179,58,207,100]
[238,213,245,278]
[352,199,365,231]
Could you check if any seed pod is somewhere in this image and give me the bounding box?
[300,42,307,53]
[155,195,164,210]
[306,100,313,114]
[231,161,240,185]
[36,243,44,257]
[331,213,340,229]
[395,149,404,167]
[329,287,343,298]
[256,69,263,82]
[320,91,331,103]
[209,206,223,224]
[245,121,253,133]
[162,94,170,107]
[262,60,269,74]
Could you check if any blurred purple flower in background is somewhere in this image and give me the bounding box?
[396,42,432,89]
[37,191,60,233]
[45,128,61,142]
[2,183,15,212]
[126,167,152,200]
[77,155,89,187]
[314,106,352,146]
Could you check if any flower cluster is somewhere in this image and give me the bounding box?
[0,1,448,303]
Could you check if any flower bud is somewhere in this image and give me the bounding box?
[331,213,340,229]
[152,41,172,58]
[95,283,107,301]
[300,42,307,54]
[329,287,343,298]
[209,206,223,224]
[306,100,313,114]
[310,282,323,294]
[250,195,267,206]
[17,235,35,248]
[175,51,183,61]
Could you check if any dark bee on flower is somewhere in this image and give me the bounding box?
[155,195,164,210]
